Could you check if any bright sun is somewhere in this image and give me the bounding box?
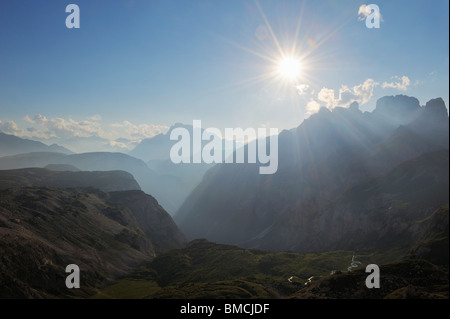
[277,56,303,81]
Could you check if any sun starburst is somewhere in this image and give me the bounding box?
[277,56,303,82]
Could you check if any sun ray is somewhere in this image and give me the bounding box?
[219,36,280,65]
[291,0,306,57]
[299,10,357,62]
[254,0,285,58]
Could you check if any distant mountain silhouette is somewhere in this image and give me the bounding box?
[52,135,125,153]
[175,96,449,252]
[0,132,72,157]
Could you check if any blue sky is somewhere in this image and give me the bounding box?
[0,0,448,152]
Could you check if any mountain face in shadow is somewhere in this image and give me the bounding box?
[406,205,449,266]
[372,95,421,126]
[0,184,186,298]
[175,96,449,252]
[253,150,449,252]
[0,132,72,157]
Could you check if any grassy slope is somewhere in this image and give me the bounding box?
[93,203,448,299]
[92,239,410,299]
[294,259,448,299]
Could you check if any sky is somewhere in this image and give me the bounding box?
[0,0,448,152]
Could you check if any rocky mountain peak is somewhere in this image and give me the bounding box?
[373,95,421,124]
[423,97,449,120]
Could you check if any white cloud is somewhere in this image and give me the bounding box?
[351,78,379,104]
[23,115,101,139]
[316,78,379,109]
[32,116,102,139]
[382,76,410,91]
[358,4,383,22]
[106,140,129,150]
[296,84,310,95]
[88,115,102,122]
[6,115,169,152]
[0,120,21,134]
[358,4,369,20]
[109,120,168,141]
[303,75,417,116]
[24,115,34,124]
[33,114,49,125]
[317,87,338,108]
[305,99,321,115]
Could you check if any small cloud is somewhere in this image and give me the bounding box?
[24,115,34,124]
[296,84,310,95]
[33,114,49,125]
[358,4,370,21]
[0,120,20,134]
[88,115,102,121]
[350,78,379,104]
[317,87,337,108]
[106,140,128,149]
[316,78,379,109]
[110,121,169,142]
[306,99,321,115]
[358,4,369,20]
[358,4,383,22]
[382,76,410,91]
